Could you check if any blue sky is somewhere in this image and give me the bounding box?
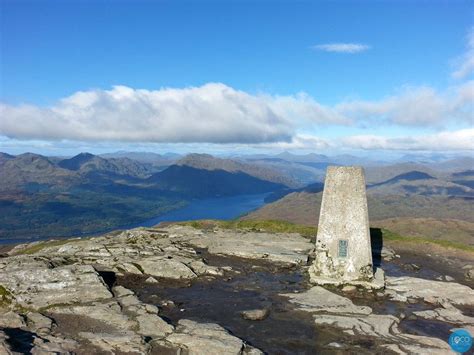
[0,0,473,156]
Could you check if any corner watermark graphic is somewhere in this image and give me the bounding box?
[449,329,473,353]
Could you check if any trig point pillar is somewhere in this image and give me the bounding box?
[309,166,383,288]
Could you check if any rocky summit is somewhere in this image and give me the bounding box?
[0,224,473,354]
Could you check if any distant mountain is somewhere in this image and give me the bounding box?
[58,152,96,170]
[0,152,14,166]
[59,153,153,179]
[243,190,474,226]
[176,153,296,187]
[0,153,78,191]
[368,170,473,197]
[365,163,441,184]
[451,169,474,189]
[275,151,330,163]
[370,171,435,187]
[395,153,450,164]
[429,157,474,171]
[452,170,474,177]
[147,164,286,198]
[100,151,181,165]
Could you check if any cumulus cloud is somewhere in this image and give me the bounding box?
[335,85,473,127]
[342,129,474,151]
[452,28,474,79]
[311,43,370,53]
[0,83,349,144]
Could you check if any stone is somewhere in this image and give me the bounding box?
[172,225,313,266]
[0,261,112,309]
[26,312,54,334]
[136,256,197,280]
[386,276,474,306]
[314,313,398,337]
[285,286,452,353]
[145,276,158,283]
[119,294,141,307]
[241,309,270,321]
[380,246,396,261]
[78,331,145,354]
[465,269,474,280]
[30,334,78,354]
[414,304,474,325]
[342,285,357,293]
[281,286,372,315]
[166,319,250,354]
[136,313,174,338]
[0,311,25,328]
[112,285,134,298]
[50,301,134,331]
[444,275,455,282]
[189,260,223,276]
[309,166,377,285]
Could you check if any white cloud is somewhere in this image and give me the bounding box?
[336,84,473,127]
[452,28,474,79]
[311,43,370,53]
[0,83,345,144]
[254,134,332,150]
[1,82,472,151]
[265,92,349,125]
[342,129,474,151]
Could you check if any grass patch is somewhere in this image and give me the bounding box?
[381,228,474,253]
[182,219,473,253]
[180,219,317,238]
[0,285,12,307]
[16,239,78,255]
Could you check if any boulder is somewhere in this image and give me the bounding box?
[135,313,174,338]
[241,309,270,321]
[136,256,197,280]
[386,276,474,306]
[166,319,254,355]
[281,286,372,315]
[0,261,112,309]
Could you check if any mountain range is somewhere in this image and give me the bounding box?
[1,150,473,242]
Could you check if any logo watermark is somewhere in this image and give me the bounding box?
[449,329,473,353]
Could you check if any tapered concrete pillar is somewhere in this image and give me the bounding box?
[309,166,383,288]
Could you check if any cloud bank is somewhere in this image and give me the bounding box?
[312,43,370,53]
[336,83,473,127]
[342,129,474,151]
[2,83,297,144]
[0,83,347,144]
[0,79,472,152]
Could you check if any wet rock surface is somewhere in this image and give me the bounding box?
[0,224,473,354]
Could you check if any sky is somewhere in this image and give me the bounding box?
[0,0,473,157]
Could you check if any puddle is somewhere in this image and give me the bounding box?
[118,253,362,354]
[117,249,472,354]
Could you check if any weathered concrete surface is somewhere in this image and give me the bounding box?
[310,166,375,285]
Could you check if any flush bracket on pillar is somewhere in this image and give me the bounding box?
[338,239,348,258]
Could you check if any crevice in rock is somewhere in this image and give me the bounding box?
[96,270,117,290]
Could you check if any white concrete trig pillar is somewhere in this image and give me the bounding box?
[309,166,382,288]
